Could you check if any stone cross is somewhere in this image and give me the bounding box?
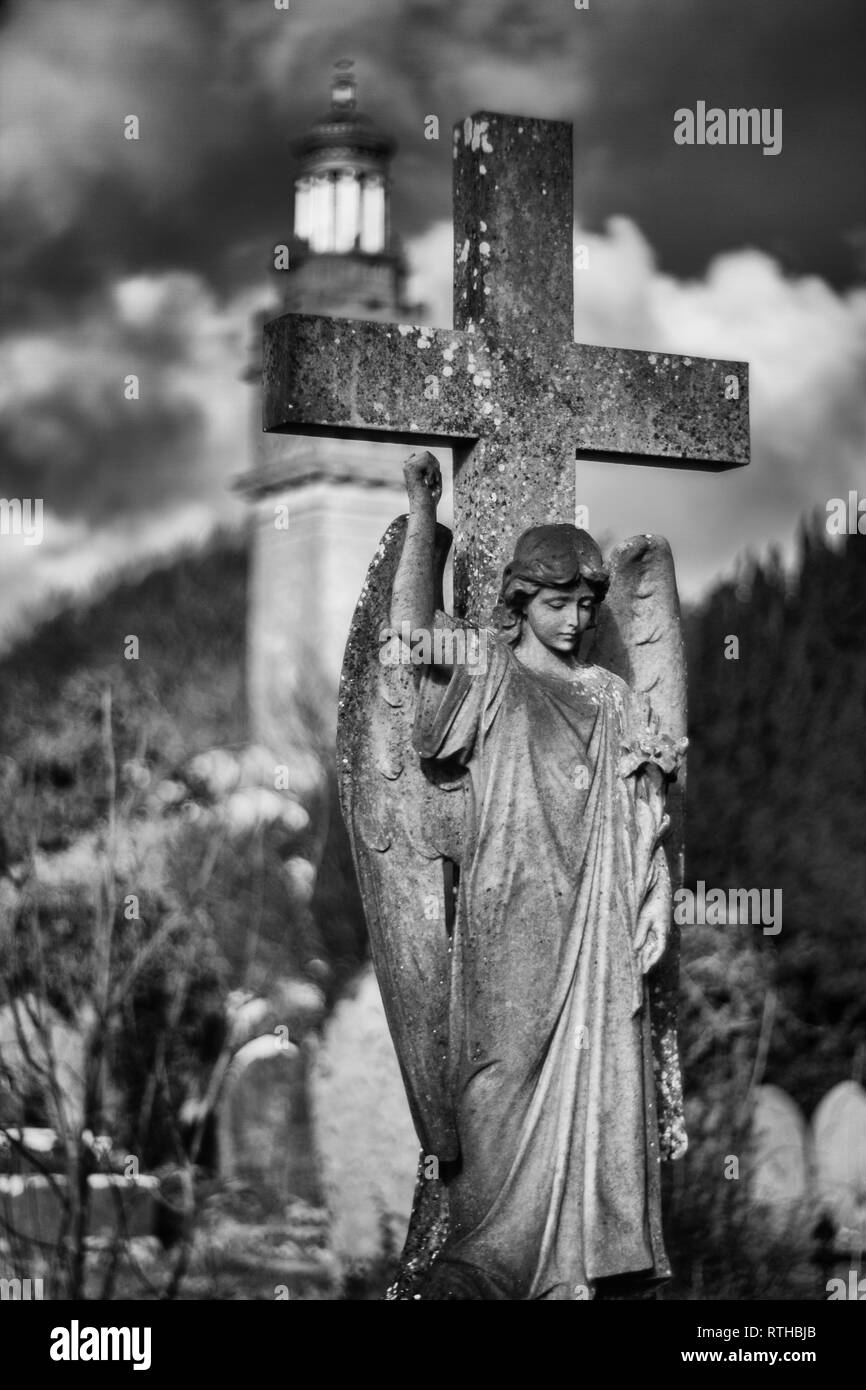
[263,112,749,622]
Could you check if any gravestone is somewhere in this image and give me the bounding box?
[812,1080,866,1255]
[309,965,418,1276]
[749,1085,810,1227]
[217,1033,321,1206]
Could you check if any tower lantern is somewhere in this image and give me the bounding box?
[292,61,395,262]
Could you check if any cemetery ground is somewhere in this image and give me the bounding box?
[87,1184,340,1301]
[0,1147,839,1301]
[1,1178,350,1301]
[2,948,859,1302]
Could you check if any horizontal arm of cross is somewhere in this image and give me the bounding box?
[263,312,483,447]
[567,342,749,469]
[263,310,749,470]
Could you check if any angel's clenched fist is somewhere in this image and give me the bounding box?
[403,451,442,507]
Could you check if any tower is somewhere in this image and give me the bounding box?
[239,64,421,771]
[228,69,434,1245]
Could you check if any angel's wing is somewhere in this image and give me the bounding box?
[593,534,688,1161]
[337,516,465,1162]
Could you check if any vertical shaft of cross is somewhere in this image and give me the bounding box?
[452,114,574,351]
[450,114,578,622]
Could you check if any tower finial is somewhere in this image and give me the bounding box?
[331,59,357,114]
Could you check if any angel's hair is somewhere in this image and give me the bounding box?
[491,524,609,646]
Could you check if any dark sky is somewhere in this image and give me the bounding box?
[4,0,864,310]
[0,0,864,633]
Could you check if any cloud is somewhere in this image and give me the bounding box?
[405,215,866,596]
[0,0,221,245]
[0,272,265,521]
[0,271,270,642]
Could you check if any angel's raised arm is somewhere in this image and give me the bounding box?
[390,451,453,675]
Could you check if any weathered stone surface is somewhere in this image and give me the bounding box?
[337,517,461,1158]
[452,115,574,351]
[263,110,749,624]
[217,1033,321,1205]
[594,535,688,1162]
[263,317,747,474]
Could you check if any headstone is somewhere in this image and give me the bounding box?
[749,1084,810,1226]
[812,1080,866,1255]
[310,966,418,1276]
[217,1033,320,1205]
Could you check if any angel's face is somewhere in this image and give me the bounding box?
[523,579,597,654]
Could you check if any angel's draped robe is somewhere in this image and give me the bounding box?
[413,631,673,1300]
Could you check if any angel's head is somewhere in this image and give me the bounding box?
[493,524,609,652]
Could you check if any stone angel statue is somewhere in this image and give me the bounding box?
[337,451,689,1301]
